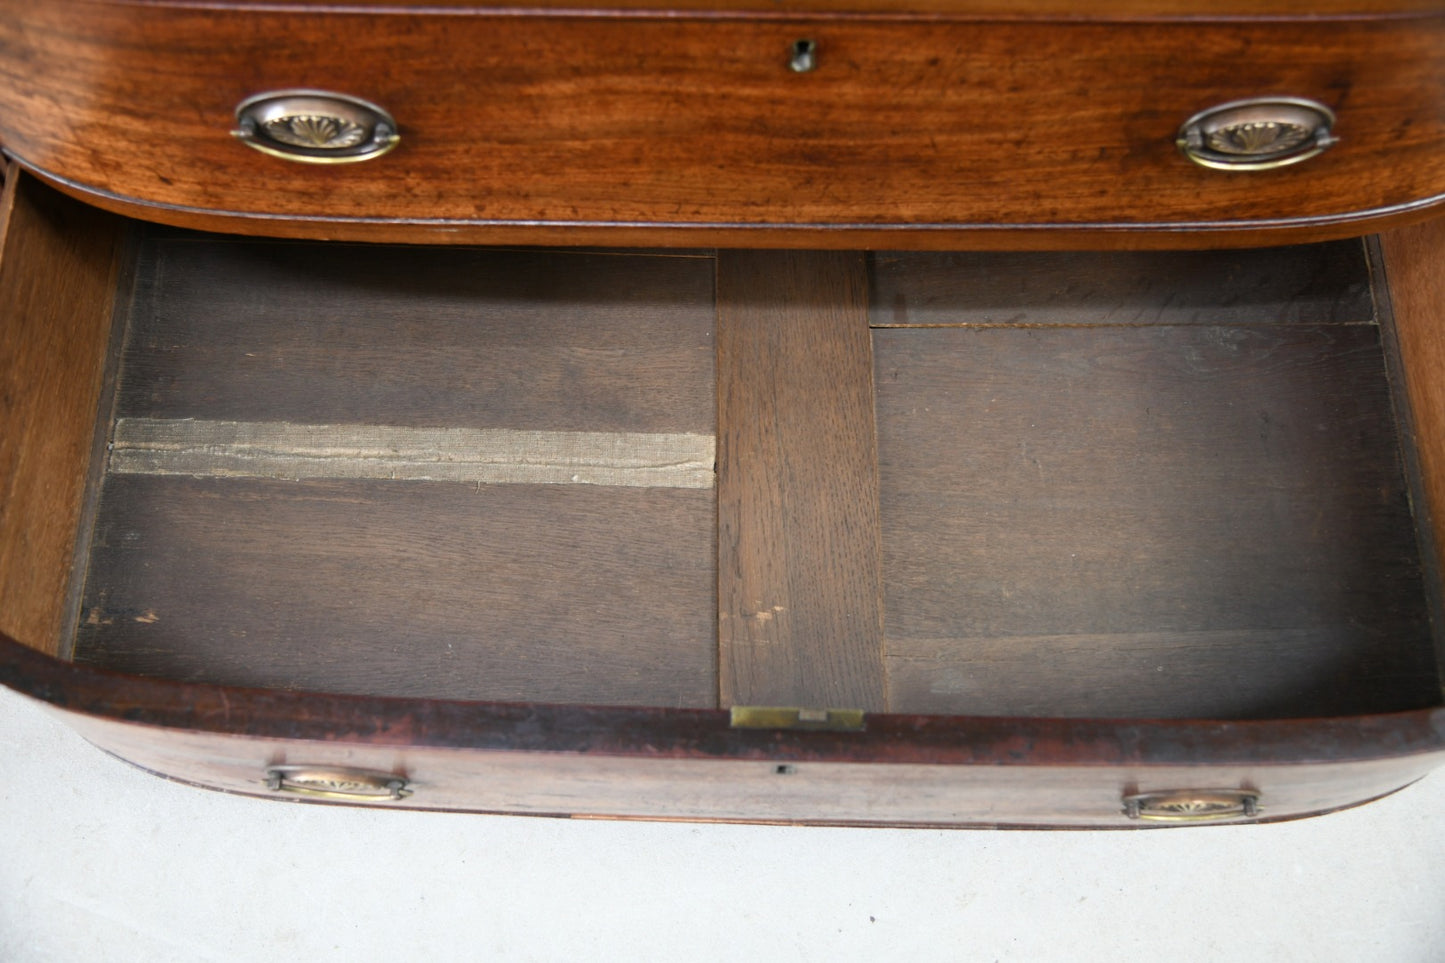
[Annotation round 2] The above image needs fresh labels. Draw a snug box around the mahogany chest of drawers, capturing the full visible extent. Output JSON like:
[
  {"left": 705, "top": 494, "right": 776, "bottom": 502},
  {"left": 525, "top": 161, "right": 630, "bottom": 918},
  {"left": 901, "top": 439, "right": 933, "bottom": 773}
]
[{"left": 1, "top": 0, "right": 1443, "bottom": 827}]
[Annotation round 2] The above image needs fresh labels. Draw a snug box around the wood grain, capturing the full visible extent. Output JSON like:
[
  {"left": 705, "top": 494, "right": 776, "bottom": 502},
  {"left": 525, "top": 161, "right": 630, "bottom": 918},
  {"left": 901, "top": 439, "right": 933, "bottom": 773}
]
[
  {"left": 874, "top": 324, "right": 1438, "bottom": 719},
  {"left": 2, "top": 5, "right": 1444, "bottom": 247},
  {"left": 717, "top": 251, "right": 886, "bottom": 710},
  {"left": 73, "top": 476, "right": 717, "bottom": 706},
  {"left": 118, "top": 237, "right": 716, "bottom": 434},
  {"left": 870, "top": 242, "right": 1375, "bottom": 327},
  {"left": 1377, "top": 216, "right": 1445, "bottom": 688},
  {"left": 56, "top": 705, "right": 1445, "bottom": 827},
  {"left": 95, "top": 1, "right": 1445, "bottom": 15},
  {"left": 71, "top": 227, "right": 719, "bottom": 704},
  {"left": 0, "top": 173, "right": 124, "bottom": 655},
  {"left": 1378, "top": 221, "right": 1445, "bottom": 582}
]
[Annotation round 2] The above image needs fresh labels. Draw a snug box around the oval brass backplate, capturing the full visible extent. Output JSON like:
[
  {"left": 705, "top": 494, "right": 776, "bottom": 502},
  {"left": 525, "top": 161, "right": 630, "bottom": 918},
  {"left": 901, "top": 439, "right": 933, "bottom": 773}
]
[
  {"left": 265, "top": 765, "right": 413, "bottom": 801},
  {"left": 1123, "top": 789, "right": 1260, "bottom": 822},
  {"left": 233, "top": 90, "right": 400, "bottom": 164},
  {"left": 1177, "top": 97, "right": 1336, "bottom": 171}
]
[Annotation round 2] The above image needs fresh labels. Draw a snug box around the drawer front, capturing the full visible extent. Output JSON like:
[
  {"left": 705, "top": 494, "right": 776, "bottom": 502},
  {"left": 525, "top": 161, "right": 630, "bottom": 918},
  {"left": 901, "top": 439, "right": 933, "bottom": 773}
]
[
  {"left": 2, "top": 5, "right": 1443, "bottom": 246},
  {"left": 3, "top": 633, "right": 1440, "bottom": 829},
  {"left": 54, "top": 698, "right": 1445, "bottom": 827}
]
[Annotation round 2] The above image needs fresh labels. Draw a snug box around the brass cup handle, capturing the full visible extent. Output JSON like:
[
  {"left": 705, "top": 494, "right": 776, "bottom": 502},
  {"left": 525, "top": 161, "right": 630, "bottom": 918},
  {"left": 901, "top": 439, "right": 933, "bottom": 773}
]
[
  {"left": 233, "top": 90, "right": 400, "bottom": 164},
  {"left": 1123, "top": 789, "right": 1260, "bottom": 822},
  {"left": 1177, "top": 97, "right": 1336, "bottom": 171},
  {"left": 265, "top": 765, "right": 413, "bottom": 801}
]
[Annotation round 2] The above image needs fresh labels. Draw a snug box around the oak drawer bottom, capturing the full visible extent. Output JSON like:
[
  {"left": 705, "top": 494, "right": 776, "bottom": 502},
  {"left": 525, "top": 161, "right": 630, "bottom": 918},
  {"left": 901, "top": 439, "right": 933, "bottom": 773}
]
[{"left": 67, "top": 228, "right": 1439, "bottom": 723}]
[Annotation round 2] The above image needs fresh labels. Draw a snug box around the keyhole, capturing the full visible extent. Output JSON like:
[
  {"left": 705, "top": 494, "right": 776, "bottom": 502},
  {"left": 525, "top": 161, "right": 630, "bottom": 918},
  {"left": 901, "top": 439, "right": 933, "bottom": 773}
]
[{"left": 789, "top": 39, "right": 817, "bottom": 73}]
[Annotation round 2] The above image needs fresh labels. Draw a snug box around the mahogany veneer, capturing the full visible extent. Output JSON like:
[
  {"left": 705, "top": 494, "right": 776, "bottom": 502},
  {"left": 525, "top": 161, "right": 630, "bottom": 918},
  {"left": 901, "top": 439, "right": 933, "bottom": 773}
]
[{"left": 1, "top": 2, "right": 1444, "bottom": 247}]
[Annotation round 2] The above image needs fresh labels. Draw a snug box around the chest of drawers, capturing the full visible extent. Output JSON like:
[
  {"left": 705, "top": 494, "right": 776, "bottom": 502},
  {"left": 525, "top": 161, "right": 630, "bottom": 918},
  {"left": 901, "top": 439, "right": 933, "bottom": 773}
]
[{"left": 1, "top": 0, "right": 1443, "bottom": 827}]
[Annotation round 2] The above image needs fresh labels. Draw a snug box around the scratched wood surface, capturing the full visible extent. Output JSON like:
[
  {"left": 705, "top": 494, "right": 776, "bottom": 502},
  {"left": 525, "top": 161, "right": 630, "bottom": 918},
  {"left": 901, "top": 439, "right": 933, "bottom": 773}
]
[
  {"left": 71, "top": 232, "right": 719, "bottom": 705},
  {"left": 3, "top": 4, "right": 1444, "bottom": 248}
]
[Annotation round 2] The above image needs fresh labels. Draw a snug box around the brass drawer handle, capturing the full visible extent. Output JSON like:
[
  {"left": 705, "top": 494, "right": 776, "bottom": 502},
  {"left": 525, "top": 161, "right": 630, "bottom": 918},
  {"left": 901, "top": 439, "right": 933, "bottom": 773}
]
[
  {"left": 1177, "top": 97, "right": 1336, "bottom": 171},
  {"left": 265, "top": 765, "right": 413, "bottom": 801},
  {"left": 233, "top": 90, "right": 399, "bottom": 164},
  {"left": 1123, "top": 789, "right": 1260, "bottom": 822}
]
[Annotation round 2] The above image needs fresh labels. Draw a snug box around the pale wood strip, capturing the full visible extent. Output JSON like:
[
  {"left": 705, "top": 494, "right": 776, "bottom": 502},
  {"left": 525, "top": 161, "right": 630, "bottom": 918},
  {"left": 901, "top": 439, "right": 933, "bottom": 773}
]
[
  {"left": 0, "top": 173, "right": 124, "bottom": 654},
  {"left": 716, "top": 251, "right": 887, "bottom": 711},
  {"left": 109, "top": 418, "right": 715, "bottom": 490}
]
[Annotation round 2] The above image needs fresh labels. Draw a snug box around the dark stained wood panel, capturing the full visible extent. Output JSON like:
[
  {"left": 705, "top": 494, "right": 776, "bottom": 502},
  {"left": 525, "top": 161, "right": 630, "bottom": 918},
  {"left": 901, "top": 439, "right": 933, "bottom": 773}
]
[
  {"left": 118, "top": 238, "right": 716, "bottom": 434},
  {"left": 0, "top": 173, "right": 124, "bottom": 655},
  {"left": 875, "top": 324, "right": 1438, "bottom": 719},
  {"left": 887, "top": 627, "right": 1434, "bottom": 720},
  {"left": 72, "top": 228, "right": 719, "bottom": 705},
  {"left": 73, "top": 476, "right": 717, "bottom": 706},
  {"left": 870, "top": 243, "right": 1375, "bottom": 328},
  {"left": 717, "top": 251, "right": 886, "bottom": 710}
]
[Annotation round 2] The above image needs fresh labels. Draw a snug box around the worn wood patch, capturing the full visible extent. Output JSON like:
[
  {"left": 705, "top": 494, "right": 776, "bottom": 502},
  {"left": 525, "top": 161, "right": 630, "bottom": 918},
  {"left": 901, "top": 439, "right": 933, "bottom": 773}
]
[{"left": 109, "top": 418, "right": 715, "bottom": 490}]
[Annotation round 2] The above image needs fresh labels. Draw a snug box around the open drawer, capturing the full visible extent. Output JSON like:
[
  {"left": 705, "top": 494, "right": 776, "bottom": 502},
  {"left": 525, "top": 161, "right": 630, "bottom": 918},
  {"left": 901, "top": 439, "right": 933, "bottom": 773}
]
[{"left": 2, "top": 170, "right": 1443, "bottom": 827}]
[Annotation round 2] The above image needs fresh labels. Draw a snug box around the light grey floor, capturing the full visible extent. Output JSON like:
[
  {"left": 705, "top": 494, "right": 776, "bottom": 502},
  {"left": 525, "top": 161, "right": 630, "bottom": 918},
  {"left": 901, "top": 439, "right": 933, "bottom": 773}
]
[{"left": 2, "top": 684, "right": 1441, "bottom": 962}]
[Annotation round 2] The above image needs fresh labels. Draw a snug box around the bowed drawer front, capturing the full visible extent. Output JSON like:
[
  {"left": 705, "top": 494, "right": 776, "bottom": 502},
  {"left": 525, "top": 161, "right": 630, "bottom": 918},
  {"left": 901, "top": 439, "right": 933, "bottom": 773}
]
[
  {"left": 1, "top": 3, "right": 1444, "bottom": 246},
  {"left": 2, "top": 170, "right": 1444, "bottom": 827}
]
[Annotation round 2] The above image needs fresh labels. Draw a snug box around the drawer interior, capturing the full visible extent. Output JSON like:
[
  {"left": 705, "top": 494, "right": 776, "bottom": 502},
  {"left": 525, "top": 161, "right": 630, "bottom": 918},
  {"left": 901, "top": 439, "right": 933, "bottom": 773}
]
[{"left": 60, "top": 222, "right": 1445, "bottom": 720}]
